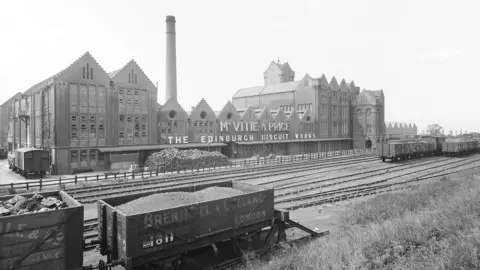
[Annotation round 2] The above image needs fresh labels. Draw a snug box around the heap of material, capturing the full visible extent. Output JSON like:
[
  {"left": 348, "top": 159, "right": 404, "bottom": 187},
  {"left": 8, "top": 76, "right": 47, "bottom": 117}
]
[
  {"left": 116, "top": 187, "right": 245, "bottom": 215},
  {"left": 145, "top": 148, "right": 230, "bottom": 171},
  {"left": 0, "top": 193, "right": 67, "bottom": 216}
]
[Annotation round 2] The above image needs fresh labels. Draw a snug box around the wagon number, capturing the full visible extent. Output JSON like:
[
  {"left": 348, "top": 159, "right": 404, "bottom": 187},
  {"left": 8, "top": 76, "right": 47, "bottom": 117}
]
[{"left": 142, "top": 232, "right": 174, "bottom": 249}]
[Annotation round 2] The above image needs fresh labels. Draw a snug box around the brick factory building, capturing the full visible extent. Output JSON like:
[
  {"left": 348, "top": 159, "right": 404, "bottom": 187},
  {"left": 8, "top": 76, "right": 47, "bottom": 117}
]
[
  {"left": 1, "top": 15, "right": 387, "bottom": 175},
  {"left": 232, "top": 60, "right": 386, "bottom": 152},
  {"left": 5, "top": 52, "right": 158, "bottom": 175}
]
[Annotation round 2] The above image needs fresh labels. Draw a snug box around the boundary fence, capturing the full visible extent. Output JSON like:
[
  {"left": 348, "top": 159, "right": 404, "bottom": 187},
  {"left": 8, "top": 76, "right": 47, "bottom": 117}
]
[{"left": 0, "top": 148, "right": 376, "bottom": 192}]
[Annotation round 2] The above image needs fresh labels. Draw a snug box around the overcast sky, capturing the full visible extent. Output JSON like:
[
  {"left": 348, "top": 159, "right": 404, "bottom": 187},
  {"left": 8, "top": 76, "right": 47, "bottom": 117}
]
[{"left": 1, "top": 0, "right": 478, "bottom": 134}]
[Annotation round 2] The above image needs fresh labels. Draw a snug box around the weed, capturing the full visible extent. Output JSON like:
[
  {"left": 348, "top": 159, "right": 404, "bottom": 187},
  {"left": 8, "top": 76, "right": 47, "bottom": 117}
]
[{"left": 242, "top": 174, "right": 480, "bottom": 270}]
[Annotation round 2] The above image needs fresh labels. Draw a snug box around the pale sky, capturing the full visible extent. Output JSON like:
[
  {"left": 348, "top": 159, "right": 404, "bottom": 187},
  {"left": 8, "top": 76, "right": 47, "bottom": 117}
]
[{"left": 1, "top": 0, "right": 479, "bottom": 134}]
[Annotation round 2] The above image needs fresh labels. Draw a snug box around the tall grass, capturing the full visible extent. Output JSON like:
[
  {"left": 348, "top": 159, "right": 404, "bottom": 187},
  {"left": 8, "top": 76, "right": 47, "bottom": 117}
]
[{"left": 244, "top": 176, "right": 480, "bottom": 270}]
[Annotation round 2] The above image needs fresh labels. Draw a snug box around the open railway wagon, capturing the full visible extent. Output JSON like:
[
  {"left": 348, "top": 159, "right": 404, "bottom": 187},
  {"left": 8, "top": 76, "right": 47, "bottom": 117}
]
[
  {"left": 91, "top": 180, "right": 325, "bottom": 270},
  {"left": 0, "top": 190, "right": 84, "bottom": 270},
  {"left": 442, "top": 138, "right": 479, "bottom": 156},
  {"left": 8, "top": 148, "right": 50, "bottom": 178},
  {"left": 378, "top": 139, "right": 430, "bottom": 162}
]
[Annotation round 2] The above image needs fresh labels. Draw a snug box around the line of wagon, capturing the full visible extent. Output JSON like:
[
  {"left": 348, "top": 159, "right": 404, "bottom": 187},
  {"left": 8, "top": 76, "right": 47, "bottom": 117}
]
[
  {"left": 0, "top": 180, "right": 325, "bottom": 270},
  {"left": 378, "top": 136, "right": 479, "bottom": 162}
]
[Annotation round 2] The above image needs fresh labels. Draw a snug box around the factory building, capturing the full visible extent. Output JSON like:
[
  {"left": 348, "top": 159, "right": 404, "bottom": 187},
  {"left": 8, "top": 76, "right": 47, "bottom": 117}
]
[
  {"left": 1, "top": 15, "right": 387, "bottom": 175},
  {"left": 232, "top": 60, "right": 386, "bottom": 151},
  {"left": 0, "top": 93, "right": 22, "bottom": 150},
  {"left": 6, "top": 52, "right": 158, "bottom": 175}
]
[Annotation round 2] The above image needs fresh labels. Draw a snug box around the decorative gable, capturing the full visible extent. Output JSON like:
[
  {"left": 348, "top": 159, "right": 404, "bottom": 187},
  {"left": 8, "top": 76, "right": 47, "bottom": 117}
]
[
  {"left": 109, "top": 60, "right": 156, "bottom": 90},
  {"left": 240, "top": 106, "right": 259, "bottom": 122},
  {"left": 339, "top": 79, "right": 349, "bottom": 93},
  {"left": 274, "top": 108, "right": 287, "bottom": 122},
  {"left": 188, "top": 99, "right": 218, "bottom": 122},
  {"left": 257, "top": 107, "right": 275, "bottom": 123},
  {"left": 57, "top": 52, "right": 111, "bottom": 85},
  {"left": 158, "top": 98, "right": 188, "bottom": 122},
  {"left": 329, "top": 77, "right": 339, "bottom": 91},
  {"left": 217, "top": 101, "right": 241, "bottom": 122}
]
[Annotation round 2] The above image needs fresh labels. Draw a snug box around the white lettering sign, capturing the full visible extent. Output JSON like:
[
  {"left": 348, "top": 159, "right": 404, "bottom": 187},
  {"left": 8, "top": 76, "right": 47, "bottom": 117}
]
[
  {"left": 219, "top": 121, "right": 290, "bottom": 132},
  {"left": 165, "top": 133, "right": 317, "bottom": 144}
]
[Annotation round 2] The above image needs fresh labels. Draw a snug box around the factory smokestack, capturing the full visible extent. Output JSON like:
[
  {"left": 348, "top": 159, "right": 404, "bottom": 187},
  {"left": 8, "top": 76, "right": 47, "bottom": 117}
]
[{"left": 166, "top": 15, "right": 177, "bottom": 102}]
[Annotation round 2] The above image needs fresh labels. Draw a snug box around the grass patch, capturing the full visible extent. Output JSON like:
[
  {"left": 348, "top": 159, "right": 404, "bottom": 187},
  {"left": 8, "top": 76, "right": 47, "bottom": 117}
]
[{"left": 244, "top": 175, "right": 480, "bottom": 270}]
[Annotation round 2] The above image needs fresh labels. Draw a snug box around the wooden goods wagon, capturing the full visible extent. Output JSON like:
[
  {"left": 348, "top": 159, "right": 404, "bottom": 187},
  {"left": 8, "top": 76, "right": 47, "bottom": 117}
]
[
  {"left": 0, "top": 191, "right": 84, "bottom": 270},
  {"left": 10, "top": 148, "right": 50, "bottom": 178},
  {"left": 379, "top": 142, "right": 405, "bottom": 162},
  {"left": 97, "top": 180, "right": 275, "bottom": 269},
  {"left": 420, "top": 136, "right": 446, "bottom": 155}
]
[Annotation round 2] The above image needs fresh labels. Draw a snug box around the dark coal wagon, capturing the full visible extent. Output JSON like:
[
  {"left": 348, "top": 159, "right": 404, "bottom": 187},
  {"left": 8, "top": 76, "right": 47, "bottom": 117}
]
[
  {"left": 97, "top": 180, "right": 278, "bottom": 269},
  {"left": 0, "top": 191, "right": 84, "bottom": 270}
]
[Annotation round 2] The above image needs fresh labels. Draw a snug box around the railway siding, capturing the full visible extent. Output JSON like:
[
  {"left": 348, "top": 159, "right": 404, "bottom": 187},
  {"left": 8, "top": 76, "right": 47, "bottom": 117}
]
[{"left": 0, "top": 149, "right": 374, "bottom": 194}]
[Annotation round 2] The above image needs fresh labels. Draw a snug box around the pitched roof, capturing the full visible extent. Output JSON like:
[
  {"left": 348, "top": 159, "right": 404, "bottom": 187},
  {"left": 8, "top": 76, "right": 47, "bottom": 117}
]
[
  {"left": 329, "top": 77, "right": 339, "bottom": 90},
  {"left": 233, "top": 85, "right": 265, "bottom": 98},
  {"left": 109, "top": 59, "right": 156, "bottom": 88},
  {"left": 23, "top": 52, "right": 109, "bottom": 95},
  {"left": 260, "top": 81, "right": 300, "bottom": 95}
]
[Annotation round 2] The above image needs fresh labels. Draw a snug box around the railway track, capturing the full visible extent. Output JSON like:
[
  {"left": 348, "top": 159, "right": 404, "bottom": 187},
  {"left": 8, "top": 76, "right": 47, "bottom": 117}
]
[
  {"left": 272, "top": 156, "right": 467, "bottom": 199},
  {"left": 279, "top": 155, "right": 480, "bottom": 210},
  {"left": 257, "top": 156, "right": 449, "bottom": 189},
  {"left": 73, "top": 155, "right": 379, "bottom": 203},
  {"left": 82, "top": 155, "right": 480, "bottom": 248},
  {"left": 68, "top": 154, "right": 373, "bottom": 194}
]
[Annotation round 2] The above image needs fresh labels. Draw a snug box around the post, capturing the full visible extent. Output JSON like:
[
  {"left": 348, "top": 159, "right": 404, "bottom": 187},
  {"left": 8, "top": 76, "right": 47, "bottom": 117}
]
[
  {"left": 39, "top": 178, "right": 42, "bottom": 191},
  {"left": 74, "top": 175, "right": 77, "bottom": 184}
]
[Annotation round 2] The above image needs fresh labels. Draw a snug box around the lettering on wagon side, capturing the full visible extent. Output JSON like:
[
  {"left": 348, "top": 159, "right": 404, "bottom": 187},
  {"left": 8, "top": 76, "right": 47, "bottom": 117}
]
[
  {"left": 143, "top": 193, "right": 267, "bottom": 228},
  {"left": 0, "top": 247, "right": 64, "bottom": 269},
  {"left": 0, "top": 226, "right": 65, "bottom": 247}
]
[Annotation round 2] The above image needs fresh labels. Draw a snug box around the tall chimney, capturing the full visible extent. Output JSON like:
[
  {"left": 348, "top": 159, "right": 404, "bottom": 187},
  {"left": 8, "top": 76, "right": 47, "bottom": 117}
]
[{"left": 166, "top": 15, "right": 177, "bottom": 102}]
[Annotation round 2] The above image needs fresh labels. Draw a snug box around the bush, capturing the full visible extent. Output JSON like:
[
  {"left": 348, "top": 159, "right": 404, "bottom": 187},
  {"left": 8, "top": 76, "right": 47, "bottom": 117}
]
[{"left": 145, "top": 149, "right": 230, "bottom": 171}]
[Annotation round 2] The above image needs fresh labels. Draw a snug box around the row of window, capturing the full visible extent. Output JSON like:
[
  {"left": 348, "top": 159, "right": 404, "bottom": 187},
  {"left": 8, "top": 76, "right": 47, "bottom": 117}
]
[
  {"left": 119, "top": 98, "right": 143, "bottom": 105},
  {"left": 119, "top": 131, "right": 147, "bottom": 138},
  {"left": 120, "top": 122, "right": 148, "bottom": 130},
  {"left": 319, "top": 121, "right": 350, "bottom": 135},
  {"left": 71, "top": 124, "right": 105, "bottom": 140},
  {"left": 71, "top": 149, "right": 104, "bottom": 162},
  {"left": 70, "top": 84, "right": 106, "bottom": 107},
  {"left": 300, "top": 122, "right": 315, "bottom": 133},
  {"left": 72, "top": 115, "right": 103, "bottom": 123},
  {"left": 82, "top": 63, "right": 94, "bottom": 80},
  {"left": 280, "top": 105, "right": 293, "bottom": 112},
  {"left": 297, "top": 103, "right": 312, "bottom": 112},
  {"left": 119, "top": 114, "right": 148, "bottom": 123},
  {"left": 118, "top": 89, "right": 146, "bottom": 96},
  {"left": 160, "top": 120, "right": 215, "bottom": 134}
]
